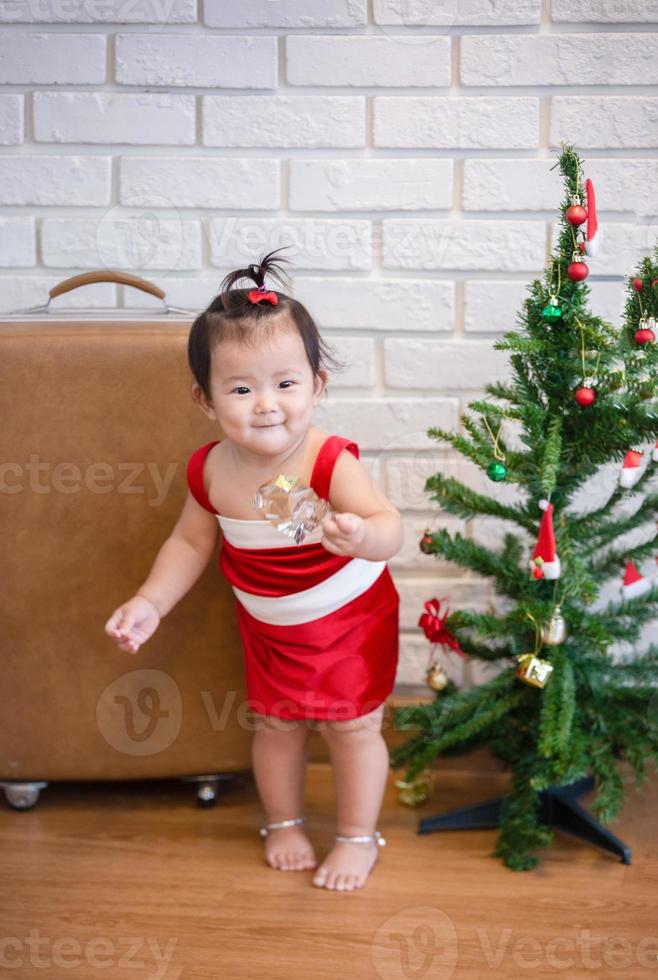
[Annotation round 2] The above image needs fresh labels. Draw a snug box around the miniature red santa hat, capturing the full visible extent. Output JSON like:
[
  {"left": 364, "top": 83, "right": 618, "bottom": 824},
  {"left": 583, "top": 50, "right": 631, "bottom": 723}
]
[
  {"left": 621, "top": 560, "right": 652, "bottom": 600},
  {"left": 619, "top": 448, "right": 644, "bottom": 489},
  {"left": 530, "top": 500, "right": 561, "bottom": 580},
  {"left": 583, "top": 178, "right": 602, "bottom": 257},
  {"left": 652, "top": 438, "right": 658, "bottom": 462}
]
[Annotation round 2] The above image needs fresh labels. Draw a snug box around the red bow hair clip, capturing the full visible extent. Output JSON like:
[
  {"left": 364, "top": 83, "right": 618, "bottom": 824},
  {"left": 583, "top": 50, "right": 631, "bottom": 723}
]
[
  {"left": 418, "top": 597, "right": 465, "bottom": 657},
  {"left": 248, "top": 283, "right": 278, "bottom": 306}
]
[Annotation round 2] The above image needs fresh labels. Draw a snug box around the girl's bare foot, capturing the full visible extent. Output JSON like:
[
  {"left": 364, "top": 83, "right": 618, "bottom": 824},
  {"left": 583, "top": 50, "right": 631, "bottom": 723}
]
[
  {"left": 263, "top": 825, "right": 318, "bottom": 871},
  {"left": 312, "top": 838, "right": 381, "bottom": 891}
]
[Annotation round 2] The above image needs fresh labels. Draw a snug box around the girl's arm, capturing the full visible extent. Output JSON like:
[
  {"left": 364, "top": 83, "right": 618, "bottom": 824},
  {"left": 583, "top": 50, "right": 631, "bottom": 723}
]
[
  {"left": 321, "top": 450, "right": 404, "bottom": 562},
  {"left": 136, "top": 491, "right": 220, "bottom": 618}
]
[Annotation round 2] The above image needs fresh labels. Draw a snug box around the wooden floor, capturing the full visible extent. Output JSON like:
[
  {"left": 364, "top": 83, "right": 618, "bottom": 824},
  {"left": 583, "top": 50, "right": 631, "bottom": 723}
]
[{"left": 1, "top": 759, "right": 656, "bottom": 980}]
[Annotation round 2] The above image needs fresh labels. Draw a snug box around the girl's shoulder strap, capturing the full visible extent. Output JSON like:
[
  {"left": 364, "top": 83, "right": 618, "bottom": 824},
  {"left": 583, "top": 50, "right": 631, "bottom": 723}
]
[
  {"left": 310, "top": 434, "right": 359, "bottom": 501},
  {"left": 186, "top": 440, "right": 222, "bottom": 514}
]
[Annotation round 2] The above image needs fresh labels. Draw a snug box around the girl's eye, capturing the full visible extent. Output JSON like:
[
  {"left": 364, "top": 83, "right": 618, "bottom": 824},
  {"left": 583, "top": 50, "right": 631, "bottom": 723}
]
[{"left": 231, "top": 381, "right": 295, "bottom": 394}]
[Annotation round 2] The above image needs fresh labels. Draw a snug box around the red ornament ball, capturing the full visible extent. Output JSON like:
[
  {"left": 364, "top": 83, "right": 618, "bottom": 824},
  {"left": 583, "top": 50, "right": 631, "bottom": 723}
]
[
  {"left": 574, "top": 384, "right": 596, "bottom": 407},
  {"left": 568, "top": 260, "right": 589, "bottom": 282},
  {"left": 566, "top": 204, "right": 587, "bottom": 226},
  {"left": 651, "top": 278, "right": 658, "bottom": 289},
  {"left": 635, "top": 327, "right": 656, "bottom": 345},
  {"left": 633, "top": 277, "right": 644, "bottom": 293}
]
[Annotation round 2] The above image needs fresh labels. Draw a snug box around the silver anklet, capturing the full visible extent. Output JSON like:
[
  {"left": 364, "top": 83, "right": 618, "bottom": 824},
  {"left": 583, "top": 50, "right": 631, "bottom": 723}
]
[
  {"left": 335, "top": 830, "right": 386, "bottom": 847},
  {"left": 259, "top": 816, "right": 305, "bottom": 838}
]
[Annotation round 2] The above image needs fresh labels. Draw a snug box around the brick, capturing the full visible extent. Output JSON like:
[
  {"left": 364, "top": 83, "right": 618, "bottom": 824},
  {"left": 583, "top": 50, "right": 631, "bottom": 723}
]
[
  {"left": 585, "top": 159, "right": 658, "bottom": 216},
  {"left": 374, "top": 0, "right": 540, "bottom": 25},
  {"left": 293, "top": 277, "right": 454, "bottom": 331},
  {"left": 41, "top": 217, "right": 201, "bottom": 270},
  {"left": 0, "top": 0, "right": 196, "bottom": 20},
  {"left": 464, "top": 157, "right": 658, "bottom": 216},
  {"left": 0, "top": 95, "right": 23, "bottom": 144},
  {"left": 209, "top": 218, "right": 371, "bottom": 271},
  {"left": 121, "top": 157, "right": 280, "bottom": 209},
  {"left": 0, "top": 32, "right": 105, "bottom": 83},
  {"left": 552, "top": 0, "right": 658, "bottom": 21},
  {"left": 33, "top": 92, "right": 195, "bottom": 145},
  {"left": 386, "top": 454, "right": 454, "bottom": 512},
  {"left": 384, "top": 338, "right": 511, "bottom": 390},
  {"left": 550, "top": 97, "right": 658, "bottom": 149},
  {"left": 204, "top": 0, "right": 366, "bottom": 27},
  {"left": 464, "top": 281, "right": 529, "bottom": 334},
  {"left": 115, "top": 34, "right": 277, "bottom": 88},
  {"left": 551, "top": 221, "right": 653, "bottom": 276},
  {"left": 0, "top": 217, "right": 35, "bottom": 267},
  {"left": 328, "top": 336, "right": 377, "bottom": 387},
  {"left": 324, "top": 336, "right": 376, "bottom": 388},
  {"left": 587, "top": 280, "right": 626, "bottom": 326},
  {"left": 383, "top": 219, "right": 546, "bottom": 272},
  {"left": 313, "top": 397, "right": 459, "bottom": 450},
  {"left": 462, "top": 33, "right": 658, "bottom": 86},
  {"left": 287, "top": 35, "right": 450, "bottom": 87},
  {"left": 0, "top": 277, "right": 116, "bottom": 313},
  {"left": 289, "top": 159, "right": 452, "bottom": 211},
  {"left": 463, "top": 159, "right": 563, "bottom": 212},
  {"left": 374, "top": 96, "right": 539, "bottom": 149},
  {"left": 203, "top": 96, "right": 365, "bottom": 148},
  {"left": 0, "top": 155, "right": 111, "bottom": 206}
]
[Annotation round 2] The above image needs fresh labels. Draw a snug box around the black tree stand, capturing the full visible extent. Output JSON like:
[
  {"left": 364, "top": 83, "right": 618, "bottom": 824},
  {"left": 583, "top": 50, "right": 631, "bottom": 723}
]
[{"left": 418, "top": 774, "right": 632, "bottom": 864}]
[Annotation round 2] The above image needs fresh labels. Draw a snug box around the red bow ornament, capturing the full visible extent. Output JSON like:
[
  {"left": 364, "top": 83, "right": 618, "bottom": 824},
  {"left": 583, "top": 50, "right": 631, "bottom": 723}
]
[
  {"left": 418, "top": 597, "right": 465, "bottom": 657},
  {"left": 248, "top": 286, "right": 278, "bottom": 305}
]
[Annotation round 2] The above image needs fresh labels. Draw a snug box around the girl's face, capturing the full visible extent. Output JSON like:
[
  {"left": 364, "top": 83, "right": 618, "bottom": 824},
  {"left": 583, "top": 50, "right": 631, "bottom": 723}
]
[{"left": 196, "top": 320, "right": 327, "bottom": 457}]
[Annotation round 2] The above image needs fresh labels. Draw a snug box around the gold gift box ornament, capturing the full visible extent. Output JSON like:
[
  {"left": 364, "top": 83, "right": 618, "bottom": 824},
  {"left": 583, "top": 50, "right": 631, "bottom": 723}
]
[
  {"left": 515, "top": 652, "right": 554, "bottom": 689},
  {"left": 252, "top": 473, "right": 333, "bottom": 546}
]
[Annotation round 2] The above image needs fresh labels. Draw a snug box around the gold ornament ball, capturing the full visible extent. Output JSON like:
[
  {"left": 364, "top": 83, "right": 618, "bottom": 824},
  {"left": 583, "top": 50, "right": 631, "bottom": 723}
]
[
  {"left": 542, "top": 606, "right": 567, "bottom": 646},
  {"left": 426, "top": 663, "right": 448, "bottom": 691}
]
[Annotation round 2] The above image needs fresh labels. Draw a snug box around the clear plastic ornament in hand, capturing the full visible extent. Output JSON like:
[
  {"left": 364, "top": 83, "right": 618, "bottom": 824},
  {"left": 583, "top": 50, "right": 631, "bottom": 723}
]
[{"left": 252, "top": 474, "right": 333, "bottom": 545}]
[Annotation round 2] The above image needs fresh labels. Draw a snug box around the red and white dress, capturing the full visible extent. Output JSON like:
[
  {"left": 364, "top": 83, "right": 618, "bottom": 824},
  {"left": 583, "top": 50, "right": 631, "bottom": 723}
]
[{"left": 186, "top": 434, "right": 400, "bottom": 722}]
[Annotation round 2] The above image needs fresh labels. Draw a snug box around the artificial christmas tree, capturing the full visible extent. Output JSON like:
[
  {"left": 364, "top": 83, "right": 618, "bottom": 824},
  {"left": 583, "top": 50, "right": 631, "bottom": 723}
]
[{"left": 390, "top": 145, "right": 658, "bottom": 871}]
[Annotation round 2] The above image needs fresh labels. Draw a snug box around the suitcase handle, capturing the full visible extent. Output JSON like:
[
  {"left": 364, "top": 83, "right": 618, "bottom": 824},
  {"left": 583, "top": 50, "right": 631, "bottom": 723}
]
[
  {"left": 8, "top": 270, "right": 197, "bottom": 316},
  {"left": 49, "top": 270, "right": 166, "bottom": 301}
]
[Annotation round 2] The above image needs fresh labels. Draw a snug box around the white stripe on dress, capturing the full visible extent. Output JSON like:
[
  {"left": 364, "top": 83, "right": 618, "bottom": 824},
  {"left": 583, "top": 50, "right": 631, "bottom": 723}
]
[
  {"left": 217, "top": 515, "right": 324, "bottom": 550},
  {"left": 234, "top": 557, "right": 386, "bottom": 625}
]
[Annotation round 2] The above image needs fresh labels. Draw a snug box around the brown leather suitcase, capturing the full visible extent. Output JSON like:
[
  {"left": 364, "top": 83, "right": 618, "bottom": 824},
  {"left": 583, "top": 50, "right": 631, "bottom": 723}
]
[{"left": 0, "top": 272, "right": 254, "bottom": 809}]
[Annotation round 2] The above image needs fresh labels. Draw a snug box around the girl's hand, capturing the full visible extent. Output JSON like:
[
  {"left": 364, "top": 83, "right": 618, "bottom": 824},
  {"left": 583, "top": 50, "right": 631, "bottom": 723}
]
[
  {"left": 104, "top": 595, "right": 161, "bottom": 655},
  {"left": 321, "top": 511, "right": 367, "bottom": 557}
]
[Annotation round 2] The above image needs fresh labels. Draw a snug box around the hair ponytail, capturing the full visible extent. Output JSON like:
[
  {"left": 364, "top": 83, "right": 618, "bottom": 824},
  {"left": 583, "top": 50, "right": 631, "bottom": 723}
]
[{"left": 207, "top": 247, "right": 293, "bottom": 315}]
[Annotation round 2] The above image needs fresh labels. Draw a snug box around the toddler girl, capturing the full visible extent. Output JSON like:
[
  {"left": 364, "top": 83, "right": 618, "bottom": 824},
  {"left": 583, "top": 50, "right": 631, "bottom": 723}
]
[{"left": 104, "top": 248, "right": 404, "bottom": 892}]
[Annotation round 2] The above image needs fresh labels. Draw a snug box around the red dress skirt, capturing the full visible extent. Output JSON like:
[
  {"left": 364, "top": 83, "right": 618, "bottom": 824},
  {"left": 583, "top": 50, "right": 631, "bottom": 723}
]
[{"left": 186, "top": 434, "right": 400, "bottom": 722}]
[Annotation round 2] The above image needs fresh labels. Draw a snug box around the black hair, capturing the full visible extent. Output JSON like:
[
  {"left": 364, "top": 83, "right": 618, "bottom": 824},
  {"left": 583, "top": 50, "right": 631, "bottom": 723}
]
[{"left": 187, "top": 246, "right": 346, "bottom": 400}]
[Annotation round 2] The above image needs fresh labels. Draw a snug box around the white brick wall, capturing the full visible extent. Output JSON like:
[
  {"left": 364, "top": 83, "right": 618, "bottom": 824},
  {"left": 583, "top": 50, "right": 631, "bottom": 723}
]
[{"left": 1, "top": 4, "right": 657, "bottom": 688}]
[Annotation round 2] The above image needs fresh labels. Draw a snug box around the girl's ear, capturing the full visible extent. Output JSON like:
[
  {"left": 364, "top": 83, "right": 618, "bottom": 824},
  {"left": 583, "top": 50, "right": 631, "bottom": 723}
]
[
  {"left": 314, "top": 369, "right": 328, "bottom": 403},
  {"left": 191, "top": 383, "right": 217, "bottom": 421}
]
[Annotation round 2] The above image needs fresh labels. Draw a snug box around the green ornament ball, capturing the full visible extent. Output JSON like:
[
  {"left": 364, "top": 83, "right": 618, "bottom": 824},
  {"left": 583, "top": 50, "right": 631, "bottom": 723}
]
[
  {"left": 487, "top": 461, "right": 508, "bottom": 482},
  {"left": 541, "top": 303, "right": 563, "bottom": 324}
]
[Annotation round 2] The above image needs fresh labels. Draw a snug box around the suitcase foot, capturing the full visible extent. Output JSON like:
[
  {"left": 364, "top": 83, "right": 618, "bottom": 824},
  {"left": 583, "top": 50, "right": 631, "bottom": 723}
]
[
  {"left": 1, "top": 781, "right": 48, "bottom": 810},
  {"left": 180, "top": 773, "right": 237, "bottom": 808}
]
